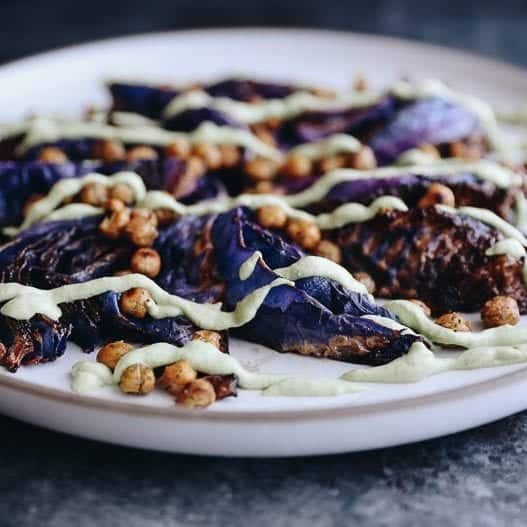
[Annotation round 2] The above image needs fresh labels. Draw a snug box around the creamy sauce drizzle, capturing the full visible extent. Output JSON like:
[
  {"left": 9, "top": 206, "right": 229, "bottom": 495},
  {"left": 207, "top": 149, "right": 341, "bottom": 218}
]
[
  {"left": 161, "top": 79, "right": 522, "bottom": 157},
  {"left": 342, "top": 341, "right": 527, "bottom": 383},
  {"left": 71, "top": 340, "right": 363, "bottom": 397},
  {"left": 0, "top": 274, "right": 292, "bottom": 329},
  {"left": 287, "top": 134, "right": 362, "bottom": 160},
  {"left": 385, "top": 300, "right": 527, "bottom": 347},
  {"left": 3, "top": 171, "right": 147, "bottom": 236},
  {"left": 13, "top": 116, "right": 282, "bottom": 161}
]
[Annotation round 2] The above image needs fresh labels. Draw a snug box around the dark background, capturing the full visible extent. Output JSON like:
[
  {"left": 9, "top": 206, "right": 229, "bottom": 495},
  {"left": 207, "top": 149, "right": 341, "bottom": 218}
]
[
  {"left": 1, "top": 0, "right": 527, "bottom": 66},
  {"left": 1, "top": 1, "right": 527, "bottom": 526}
]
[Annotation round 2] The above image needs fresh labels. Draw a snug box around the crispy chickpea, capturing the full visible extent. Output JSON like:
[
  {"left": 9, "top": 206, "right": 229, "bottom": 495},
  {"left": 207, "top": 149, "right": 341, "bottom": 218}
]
[
  {"left": 353, "top": 74, "right": 368, "bottom": 92},
  {"left": 419, "top": 143, "right": 440, "bottom": 159},
  {"left": 192, "top": 329, "right": 223, "bottom": 350},
  {"left": 97, "top": 340, "right": 134, "bottom": 370},
  {"left": 164, "top": 138, "right": 191, "bottom": 159},
  {"left": 79, "top": 182, "right": 108, "bottom": 207},
  {"left": 192, "top": 143, "right": 223, "bottom": 170},
  {"left": 245, "top": 157, "right": 279, "bottom": 182},
  {"left": 105, "top": 198, "right": 125, "bottom": 213},
  {"left": 176, "top": 378, "right": 216, "bottom": 408},
  {"left": 285, "top": 218, "right": 321, "bottom": 250},
  {"left": 99, "top": 208, "right": 131, "bottom": 239},
  {"left": 251, "top": 124, "right": 276, "bottom": 147},
  {"left": 436, "top": 312, "right": 472, "bottom": 332},
  {"left": 130, "top": 248, "right": 162, "bottom": 278},
  {"left": 119, "top": 287, "right": 152, "bottom": 319},
  {"left": 265, "top": 117, "right": 282, "bottom": 130},
  {"left": 409, "top": 299, "right": 432, "bottom": 317},
  {"left": 313, "top": 240, "right": 342, "bottom": 264},
  {"left": 124, "top": 211, "right": 159, "bottom": 247},
  {"left": 37, "top": 147, "right": 68, "bottom": 164},
  {"left": 154, "top": 208, "right": 177, "bottom": 227},
  {"left": 119, "top": 364, "right": 155, "bottom": 395},
  {"left": 255, "top": 205, "right": 288, "bottom": 230},
  {"left": 158, "top": 360, "right": 197, "bottom": 394},
  {"left": 281, "top": 155, "right": 313, "bottom": 179},
  {"left": 311, "top": 86, "right": 336, "bottom": 98},
  {"left": 348, "top": 146, "right": 377, "bottom": 170},
  {"left": 481, "top": 296, "right": 520, "bottom": 328},
  {"left": 354, "top": 272, "right": 376, "bottom": 295},
  {"left": 126, "top": 145, "right": 158, "bottom": 162},
  {"left": 219, "top": 145, "right": 241, "bottom": 168},
  {"left": 184, "top": 155, "right": 207, "bottom": 179},
  {"left": 109, "top": 183, "right": 135, "bottom": 205},
  {"left": 93, "top": 139, "right": 126, "bottom": 163},
  {"left": 23, "top": 194, "right": 44, "bottom": 218},
  {"left": 319, "top": 155, "right": 347, "bottom": 173},
  {"left": 417, "top": 183, "right": 456, "bottom": 208}
]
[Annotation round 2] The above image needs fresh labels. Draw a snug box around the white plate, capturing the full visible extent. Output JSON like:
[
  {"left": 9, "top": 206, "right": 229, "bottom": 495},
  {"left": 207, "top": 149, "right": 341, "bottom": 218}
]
[{"left": 1, "top": 28, "right": 527, "bottom": 457}]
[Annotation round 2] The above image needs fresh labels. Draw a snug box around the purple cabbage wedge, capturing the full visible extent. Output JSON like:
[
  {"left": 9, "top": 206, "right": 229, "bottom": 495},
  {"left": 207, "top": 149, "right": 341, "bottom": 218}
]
[
  {"left": 0, "top": 216, "right": 219, "bottom": 371},
  {"left": 0, "top": 158, "right": 224, "bottom": 229},
  {"left": 368, "top": 97, "right": 482, "bottom": 164},
  {"left": 211, "top": 207, "right": 420, "bottom": 364}
]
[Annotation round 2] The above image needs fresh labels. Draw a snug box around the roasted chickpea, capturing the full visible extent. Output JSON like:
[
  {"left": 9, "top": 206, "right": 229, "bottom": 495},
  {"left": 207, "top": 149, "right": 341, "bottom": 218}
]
[
  {"left": 245, "top": 157, "right": 279, "bottom": 182},
  {"left": 281, "top": 155, "right": 313, "bottom": 179},
  {"left": 436, "top": 312, "right": 472, "bottom": 332},
  {"left": 124, "top": 211, "right": 159, "bottom": 247},
  {"left": 109, "top": 183, "right": 135, "bottom": 205},
  {"left": 106, "top": 198, "right": 125, "bottom": 213},
  {"left": 37, "top": 147, "right": 68, "bottom": 164},
  {"left": 417, "top": 183, "right": 456, "bottom": 208},
  {"left": 354, "top": 272, "right": 376, "bottom": 295},
  {"left": 251, "top": 124, "right": 276, "bottom": 147},
  {"left": 348, "top": 146, "right": 377, "bottom": 170},
  {"left": 219, "top": 145, "right": 241, "bottom": 168},
  {"left": 184, "top": 155, "right": 207, "bottom": 179},
  {"left": 93, "top": 139, "right": 126, "bottom": 163},
  {"left": 481, "top": 296, "right": 520, "bottom": 328},
  {"left": 164, "top": 138, "right": 191, "bottom": 159},
  {"left": 409, "top": 299, "right": 432, "bottom": 317},
  {"left": 119, "top": 364, "right": 155, "bottom": 395},
  {"left": 126, "top": 145, "right": 158, "bottom": 162},
  {"left": 192, "top": 143, "right": 223, "bottom": 170},
  {"left": 192, "top": 329, "right": 223, "bottom": 350},
  {"left": 255, "top": 205, "right": 288, "bottom": 230},
  {"left": 319, "top": 155, "right": 347, "bottom": 173},
  {"left": 311, "top": 86, "right": 336, "bottom": 98},
  {"left": 176, "top": 378, "right": 216, "bottom": 408},
  {"left": 130, "top": 248, "right": 162, "bottom": 278},
  {"left": 158, "top": 360, "right": 197, "bottom": 394},
  {"left": 99, "top": 208, "right": 131, "bottom": 239},
  {"left": 97, "top": 340, "right": 134, "bottom": 370},
  {"left": 285, "top": 218, "right": 321, "bottom": 250},
  {"left": 79, "top": 182, "right": 108, "bottom": 207},
  {"left": 353, "top": 74, "right": 368, "bottom": 92},
  {"left": 119, "top": 287, "right": 152, "bottom": 319},
  {"left": 313, "top": 240, "right": 342, "bottom": 264}
]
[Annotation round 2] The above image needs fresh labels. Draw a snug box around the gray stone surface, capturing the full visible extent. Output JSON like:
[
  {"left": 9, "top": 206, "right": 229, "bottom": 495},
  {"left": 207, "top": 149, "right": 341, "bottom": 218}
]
[
  {"left": 1, "top": 413, "right": 527, "bottom": 526},
  {"left": 1, "top": 1, "right": 527, "bottom": 524}
]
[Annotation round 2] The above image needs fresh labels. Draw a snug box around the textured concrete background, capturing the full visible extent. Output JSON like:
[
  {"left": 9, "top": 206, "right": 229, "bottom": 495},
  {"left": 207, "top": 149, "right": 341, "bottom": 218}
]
[{"left": 1, "top": 1, "right": 527, "bottom": 525}]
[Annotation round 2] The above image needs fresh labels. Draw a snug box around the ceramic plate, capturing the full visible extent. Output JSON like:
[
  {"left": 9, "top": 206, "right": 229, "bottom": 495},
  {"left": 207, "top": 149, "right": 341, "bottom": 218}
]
[{"left": 1, "top": 28, "right": 527, "bottom": 457}]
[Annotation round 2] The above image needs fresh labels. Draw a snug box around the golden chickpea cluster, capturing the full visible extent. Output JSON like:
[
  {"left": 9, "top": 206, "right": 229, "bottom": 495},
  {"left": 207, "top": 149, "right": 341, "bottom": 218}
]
[
  {"left": 100, "top": 206, "right": 159, "bottom": 247},
  {"left": 417, "top": 183, "right": 456, "bottom": 209},
  {"left": 164, "top": 138, "right": 241, "bottom": 171},
  {"left": 95, "top": 331, "right": 224, "bottom": 408}
]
